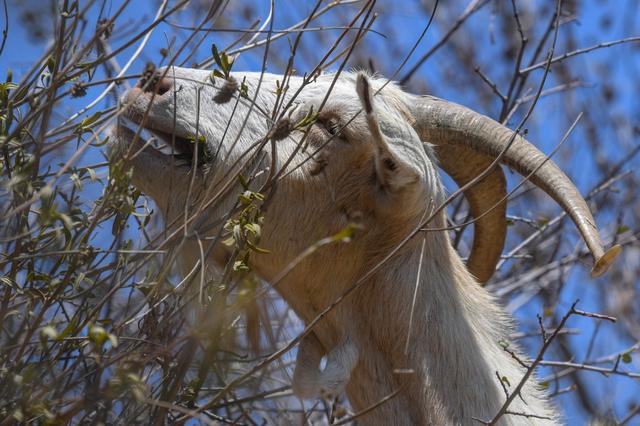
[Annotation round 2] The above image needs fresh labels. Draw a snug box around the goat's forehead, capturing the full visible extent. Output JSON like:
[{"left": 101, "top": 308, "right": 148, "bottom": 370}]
[{"left": 164, "top": 67, "right": 400, "bottom": 108}]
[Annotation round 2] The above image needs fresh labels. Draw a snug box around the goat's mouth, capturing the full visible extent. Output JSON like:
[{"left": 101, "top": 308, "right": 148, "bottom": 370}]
[{"left": 115, "top": 115, "right": 209, "bottom": 170}]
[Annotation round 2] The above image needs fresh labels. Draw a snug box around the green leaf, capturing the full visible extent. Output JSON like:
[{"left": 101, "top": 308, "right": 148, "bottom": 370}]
[
  {"left": 57, "top": 319, "right": 78, "bottom": 341},
  {"left": 46, "top": 56, "right": 56, "bottom": 73},
  {"left": 331, "top": 223, "right": 363, "bottom": 243},
  {"left": 74, "top": 59, "right": 101, "bottom": 70},
  {"left": 88, "top": 324, "right": 108, "bottom": 348},
  {"left": 246, "top": 240, "right": 270, "bottom": 254},
  {"left": 238, "top": 174, "right": 249, "bottom": 190},
  {"left": 40, "top": 325, "right": 58, "bottom": 342},
  {"left": 108, "top": 334, "right": 119, "bottom": 348},
  {"left": 501, "top": 376, "right": 511, "bottom": 387},
  {"left": 12, "top": 84, "right": 29, "bottom": 103},
  {"left": 178, "top": 378, "right": 201, "bottom": 403},
  {"left": 537, "top": 217, "right": 550, "bottom": 227},
  {"left": 498, "top": 339, "right": 510, "bottom": 349},
  {"left": 0, "top": 82, "right": 17, "bottom": 107},
  {"left": 211, "top": 44, "right": 223, "bottom": 69},
  {"left": 617, "top": 225, "right": 630, "bottom": 235},
  {"left": 0, "top": 276, "right": 15, "bottom": 288},
  {"left": 233, "top": 260, "right": 250, "bottom": 272},
  {"left": 188, "top": 134, "right": 206, "bottom": 144},
  {"left": 86, "top": 167, "right": 97, "bottom": 181},
  {"left": 75, "top": 111, "right": 102, "bottom": 133},
  {"left": 210, "top": 43, "right": 234, "bottom": 77},
  {"left": 622, "top": 352, "right": 632, "bottom": 363},
  {"left": 92, "top": 135, "right": 110, "bottom": 147},
  {"left": 0, "top": 82, "right": 17, "bottom": 92},
  {"left": 12, "top": 409, "right": 23, "bottom": 422},
  {"left": 221, "top": 51, "right": 233, "bottom": 74},
  {"left": 70, "top": 173, "right": 82, "bottom": 190},
  {"left": 232, "top": 224, "right": 242, "bottom": 244},
  {"left": 240, "top": 81, "right": 249, "bottom": 98},
  {"left": 142, "top": 211, "right": 151, "bottom": 227},
  {"left": 136, "top": 281, "right": 154, "bottom": 297},
  {"left": 239, "top": 192, "right": 252, "bottom": 205},
  {"left": 244, "top": 222, "right": 261, "bottom": 236},
  {"left": 293, "top": 107, "right": 319, "bottom": 130}
]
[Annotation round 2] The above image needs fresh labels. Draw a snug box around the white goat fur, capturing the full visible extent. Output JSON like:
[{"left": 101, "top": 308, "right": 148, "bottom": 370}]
[{"left": 112, "top": 68, "right": 560, "bottom": 425}]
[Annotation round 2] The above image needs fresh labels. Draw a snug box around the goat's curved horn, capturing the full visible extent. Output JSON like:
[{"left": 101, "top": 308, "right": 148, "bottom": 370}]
[
  {"left": 410, "top": 95, "right": 621, "bottom": 281},
  {"left": 435, "top": 142, "right": 508, "bottom": 284}
]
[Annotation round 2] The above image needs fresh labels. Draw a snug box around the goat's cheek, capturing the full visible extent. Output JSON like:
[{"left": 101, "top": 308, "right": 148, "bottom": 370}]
[
  {"left": 309, "top": 152, "right": 328, "bottom": 176},
  {"left": 307, "top": 127, "right": 327, "bottom": 148}
]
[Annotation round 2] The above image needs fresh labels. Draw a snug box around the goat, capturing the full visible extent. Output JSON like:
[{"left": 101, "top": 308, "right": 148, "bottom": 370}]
[{"left": 108, "top": 68, "right": 620, "bottom": 425}]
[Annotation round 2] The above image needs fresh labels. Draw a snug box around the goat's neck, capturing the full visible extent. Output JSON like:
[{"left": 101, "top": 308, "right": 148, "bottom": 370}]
[{"left": 343, "top": 234, "right": 556, "bottom": 425}]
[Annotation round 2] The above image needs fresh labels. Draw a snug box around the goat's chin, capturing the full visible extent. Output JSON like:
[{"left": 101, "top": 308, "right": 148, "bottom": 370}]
[{"left": 106, "top": 124, "right": 134, "bottom": 163}]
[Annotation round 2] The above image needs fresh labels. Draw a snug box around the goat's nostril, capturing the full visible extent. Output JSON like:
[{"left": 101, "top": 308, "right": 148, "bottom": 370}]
[
  {"left": 154, "top": 77, "right": 172, "bottom": 96},
  {"left": 137, "top": 73, "right": 173, "bottom": 96}
]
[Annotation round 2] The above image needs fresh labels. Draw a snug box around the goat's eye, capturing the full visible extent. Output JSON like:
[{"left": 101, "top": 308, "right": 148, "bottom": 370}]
[
  {"left": 319, "top": 118, "right": 340, "bottom": 136},
  {"left": 327, "top": 120, "right": 339, "bottom": 136}
]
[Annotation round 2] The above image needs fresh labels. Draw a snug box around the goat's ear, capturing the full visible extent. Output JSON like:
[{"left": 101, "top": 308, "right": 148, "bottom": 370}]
[{"left": 355, "top": 73, "right": 420, "bottom": 193}]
